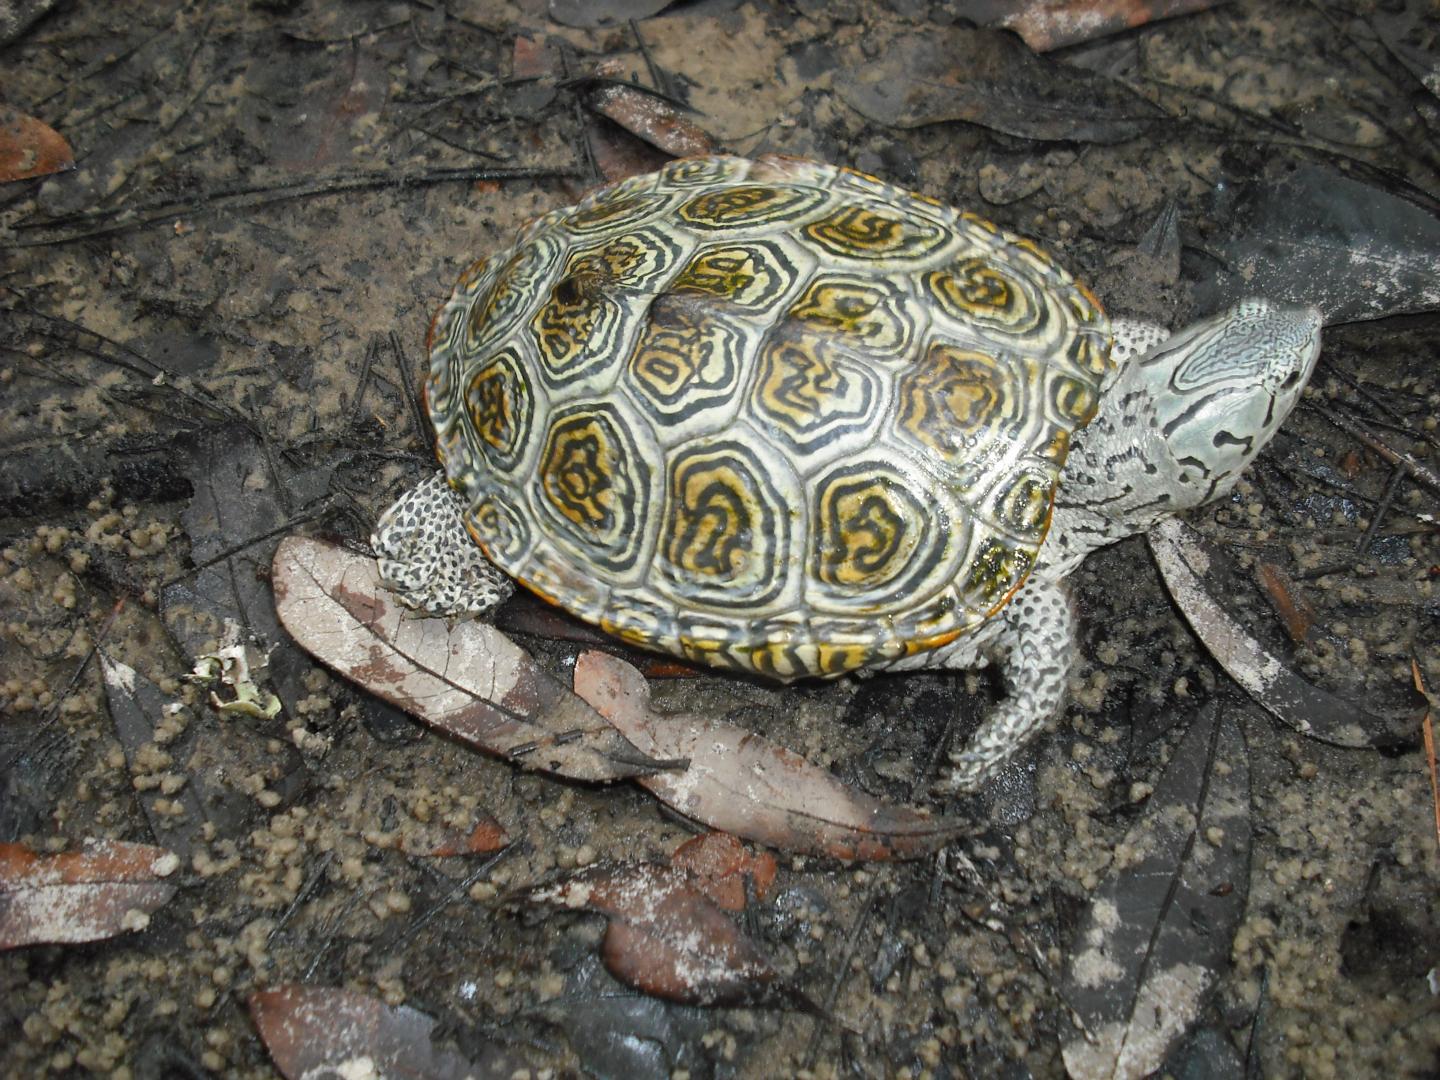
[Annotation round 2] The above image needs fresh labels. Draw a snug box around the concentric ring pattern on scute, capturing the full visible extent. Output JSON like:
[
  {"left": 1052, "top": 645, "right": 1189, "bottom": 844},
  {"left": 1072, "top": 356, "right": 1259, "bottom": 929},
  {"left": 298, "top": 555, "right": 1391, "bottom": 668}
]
[{"left": 426, "top": 155, "right": 1112, "bottom": 680}]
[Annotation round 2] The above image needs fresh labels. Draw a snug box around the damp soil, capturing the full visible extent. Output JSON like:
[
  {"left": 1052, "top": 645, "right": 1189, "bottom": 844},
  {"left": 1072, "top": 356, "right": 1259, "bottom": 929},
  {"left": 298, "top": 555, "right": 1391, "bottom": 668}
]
[{"left": 2, "top": 2, "right": 1439, "bottom": 1078}]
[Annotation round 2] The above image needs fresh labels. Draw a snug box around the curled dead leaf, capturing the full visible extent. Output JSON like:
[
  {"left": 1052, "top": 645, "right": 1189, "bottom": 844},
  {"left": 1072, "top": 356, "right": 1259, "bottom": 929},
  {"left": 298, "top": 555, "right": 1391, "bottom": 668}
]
[
  {"left": 585, "top": 81, "right": 719, "bottom": 159},
  {"left": 974, "top": 0, "right": 1226, "bottom": 53},
  {"left": 574, "top": 650, "right": 967, "bottom": 860},
  {"left": 529, "top": 862, "right": 798, "bottom": 1007}
]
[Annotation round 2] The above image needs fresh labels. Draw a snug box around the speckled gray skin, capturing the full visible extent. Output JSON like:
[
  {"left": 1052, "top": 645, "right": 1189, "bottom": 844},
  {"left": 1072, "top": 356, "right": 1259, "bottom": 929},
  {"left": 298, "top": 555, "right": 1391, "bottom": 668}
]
[
  {"left": 374, "top": 472, "right": 513, "bottom": 617},
  {"left": 375, "top": 298, "right": 1322, "bottom": 794}
]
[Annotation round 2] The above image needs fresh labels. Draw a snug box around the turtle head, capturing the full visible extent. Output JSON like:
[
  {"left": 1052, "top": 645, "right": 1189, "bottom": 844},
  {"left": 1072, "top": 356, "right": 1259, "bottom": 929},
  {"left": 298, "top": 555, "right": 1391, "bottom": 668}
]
[{"left": 1136, "top": 298, "right": 1321, "bottom": 509}]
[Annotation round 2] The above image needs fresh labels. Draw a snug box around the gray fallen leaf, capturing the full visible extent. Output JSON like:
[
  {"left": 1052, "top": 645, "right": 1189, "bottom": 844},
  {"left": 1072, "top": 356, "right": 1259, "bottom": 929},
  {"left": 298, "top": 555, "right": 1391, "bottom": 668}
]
[
  {"left": 837, "top": 26, "right": 1162, "bottom": 143},
  {"left": 1190, "top": 165, "right": 1440, "bottom": 324},
  {"left": 1060, "top": 702, "right": 1250, "bottom": 1080}
]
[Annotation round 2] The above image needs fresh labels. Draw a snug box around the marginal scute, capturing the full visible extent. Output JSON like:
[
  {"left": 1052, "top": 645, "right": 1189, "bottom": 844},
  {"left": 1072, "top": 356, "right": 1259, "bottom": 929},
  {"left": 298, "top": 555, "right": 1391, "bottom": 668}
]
[{"left": 426, "top": 154, "right": 1113, "bottom": 681}]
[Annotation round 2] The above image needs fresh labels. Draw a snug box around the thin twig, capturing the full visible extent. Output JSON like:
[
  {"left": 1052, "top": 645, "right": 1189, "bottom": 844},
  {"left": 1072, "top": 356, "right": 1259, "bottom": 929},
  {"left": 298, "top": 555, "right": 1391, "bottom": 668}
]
[{"left": 7, "top": 164, "right": 583, "bottom": 249}]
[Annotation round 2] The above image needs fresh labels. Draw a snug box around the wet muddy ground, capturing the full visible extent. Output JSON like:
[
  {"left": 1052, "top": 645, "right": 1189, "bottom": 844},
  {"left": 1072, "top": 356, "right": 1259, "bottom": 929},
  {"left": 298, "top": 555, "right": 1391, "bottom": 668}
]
[{"left": 2, "top": 1, "right": 1439, "bottom": 1077}]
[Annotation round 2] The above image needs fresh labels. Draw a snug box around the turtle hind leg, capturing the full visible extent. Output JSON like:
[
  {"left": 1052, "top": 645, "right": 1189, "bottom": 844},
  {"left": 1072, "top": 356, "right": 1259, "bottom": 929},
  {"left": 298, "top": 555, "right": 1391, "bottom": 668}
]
[
  {"left": 936, "top": 578, "right": 1077, "bottom": 794},
  {"left": 371, "top": 471, "right": 514, "bottom": 618}
]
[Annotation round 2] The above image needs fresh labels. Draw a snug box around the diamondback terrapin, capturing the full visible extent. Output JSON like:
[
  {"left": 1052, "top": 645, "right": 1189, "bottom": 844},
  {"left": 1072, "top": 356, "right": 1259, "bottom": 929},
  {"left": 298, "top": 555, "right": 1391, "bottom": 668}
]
[{"left": 374, "top": 155, "right": 1321, "bottom": 793}]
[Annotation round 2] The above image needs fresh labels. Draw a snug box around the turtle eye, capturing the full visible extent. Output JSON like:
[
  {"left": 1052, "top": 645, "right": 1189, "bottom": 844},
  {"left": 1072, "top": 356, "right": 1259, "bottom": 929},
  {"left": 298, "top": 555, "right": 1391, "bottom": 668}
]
[{"left": 1280, "top": 370, "right": 1301, "bottom": 391}]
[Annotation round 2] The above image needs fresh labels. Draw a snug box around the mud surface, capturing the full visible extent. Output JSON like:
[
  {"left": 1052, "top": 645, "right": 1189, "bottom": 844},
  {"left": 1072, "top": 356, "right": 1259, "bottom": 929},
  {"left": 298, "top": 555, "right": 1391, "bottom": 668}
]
[{"left": 2, "top": 2, "right": 1439, "bottom": 1077}]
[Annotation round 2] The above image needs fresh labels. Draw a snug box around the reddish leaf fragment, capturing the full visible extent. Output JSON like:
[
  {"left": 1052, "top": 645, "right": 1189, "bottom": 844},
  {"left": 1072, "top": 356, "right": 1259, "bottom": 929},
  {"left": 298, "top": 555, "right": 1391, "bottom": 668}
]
[
  {"left": 1254, "top": 562, "right": 1318, "bottom": 646},
  {"left": 586, "top": 82, "right": 719, "bottom": 159},
  {"left": 272, "top": 536, "right": 660, "bottom": 783},
  {"left": 1148, "top": 518, "right": 1421, "bottom": 748},
  {"left": 0, "top": 105, "right": 73, "bottom": 183},
  {"left": 422, "top": 815, "right": 509, "bottom": 859},
  {"left": 1415, "top": 661, "right": 1440, "bottom": 854},
  {"left": 671, "top": 832, "right": 777, "bottom": 912},
  {"left": 0, "top": 840, "right": 178, "bottom": 949},
  {"left": 586, "top": 118, "right": 676, "bottom": 184},
  {"left": 250, "top": 984, "right": 521, "bottom": 1079},
  {"left": 1061, "top": 703, "right": 1250, "bottom": 1079},
  {"left": 972, "top": 0, "right": 1226, "bottom": 53},
  {"left": 512, "top": 32, "right": 557, "bottom": 80},
  {"left": 574, "top": 651, "right": 966, "bottom": 860},
  {"left": 530, "top": 863, "right": 787, "bottom": 1006}
]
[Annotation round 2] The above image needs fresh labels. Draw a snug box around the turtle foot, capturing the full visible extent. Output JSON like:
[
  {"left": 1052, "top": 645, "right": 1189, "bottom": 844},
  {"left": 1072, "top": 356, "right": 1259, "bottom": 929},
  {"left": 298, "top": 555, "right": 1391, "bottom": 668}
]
[{"left": 371, "top": 471, "right": 514, "bottom": 619}]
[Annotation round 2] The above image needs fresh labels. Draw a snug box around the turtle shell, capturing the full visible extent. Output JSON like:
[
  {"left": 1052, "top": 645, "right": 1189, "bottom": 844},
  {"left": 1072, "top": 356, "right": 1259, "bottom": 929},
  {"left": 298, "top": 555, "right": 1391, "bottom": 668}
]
[{"left": 426, "top": 155, "right": 1111, "bottom": 680}]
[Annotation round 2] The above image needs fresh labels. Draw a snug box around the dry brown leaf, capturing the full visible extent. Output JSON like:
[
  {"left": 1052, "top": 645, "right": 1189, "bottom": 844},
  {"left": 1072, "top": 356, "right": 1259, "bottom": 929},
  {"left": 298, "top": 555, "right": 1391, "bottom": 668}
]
[
  {"left": 586, "top": 82, "right": 719, "bottom": 159},
  {"left": 972, "top": 0, "right": 1225, "bottom": 53},
  {"left": 837, "top": 26, "right": 1161, "bottom": 143},
  {"left": 574, "top": 650, "right": 966, "bottom": 860},
  {"left": 0, "top": 104, "right": 73, "bottom": 183},
  {"left": 586, "top": 117, "right": 676, "bottom": 184},
  {"left": 530, "top": 862, "right": 791, "bottom": 1007},
  {"left": 250, "top": 983, "right": 522, "bottom": 1079},
  {"left": 671, "top": 832, "right": 778, "bottom": 913},
  {"left": 272, "top": 535, "right": 661, "bottom": 783},
  {"left": 0, "top": 839, "right": 179, "bottom": 949}
]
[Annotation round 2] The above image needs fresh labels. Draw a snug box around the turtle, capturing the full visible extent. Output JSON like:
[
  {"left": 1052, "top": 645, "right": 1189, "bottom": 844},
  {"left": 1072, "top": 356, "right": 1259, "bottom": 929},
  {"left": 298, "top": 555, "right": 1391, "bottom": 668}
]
[{"left": 372, "top": 154, "right": 1321, "bottom": 793}]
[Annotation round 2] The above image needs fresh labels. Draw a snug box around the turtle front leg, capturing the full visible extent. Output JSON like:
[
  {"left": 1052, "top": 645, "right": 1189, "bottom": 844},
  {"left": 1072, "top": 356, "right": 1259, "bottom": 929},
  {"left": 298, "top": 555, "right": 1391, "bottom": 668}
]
[
  {"left": 372, "top": 471, "right": 514, "bottom": 618},
  {"left": 936, "top": 578, "right": 1077, "bottom": 794}
]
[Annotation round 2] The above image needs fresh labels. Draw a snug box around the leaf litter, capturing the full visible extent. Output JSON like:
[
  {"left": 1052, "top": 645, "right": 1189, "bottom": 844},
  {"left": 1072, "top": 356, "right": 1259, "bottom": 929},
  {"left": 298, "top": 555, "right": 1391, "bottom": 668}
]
[
  {"left": 526, "top": 861, "right": 803, "bottom": 1009},
  {"left": 272, "top": 534, "right": 663, "bottom": 782},
  {"left": 249, "top": 983, "right": 524, "bottom": 1080},
  {"left": 1148, "top": 517, "right": 1423, "bottom": 749}
]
